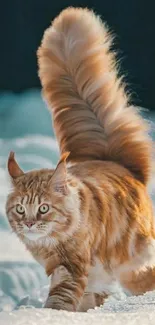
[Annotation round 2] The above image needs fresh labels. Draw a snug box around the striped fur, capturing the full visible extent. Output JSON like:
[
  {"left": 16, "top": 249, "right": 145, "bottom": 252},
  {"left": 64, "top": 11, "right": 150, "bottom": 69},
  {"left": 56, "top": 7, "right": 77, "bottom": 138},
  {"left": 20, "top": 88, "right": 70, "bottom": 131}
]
[
  {"left": 6, "top": 155, "right": 155, "bottom": 311},
  {"left": 6, "top": 8, "right": 155, "bottom": 312}
]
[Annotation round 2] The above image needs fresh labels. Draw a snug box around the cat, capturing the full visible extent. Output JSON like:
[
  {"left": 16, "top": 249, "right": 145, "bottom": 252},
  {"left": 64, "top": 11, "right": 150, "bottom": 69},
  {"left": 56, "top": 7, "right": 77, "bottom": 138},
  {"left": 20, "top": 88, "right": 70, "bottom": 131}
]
[{"left": 6, "top": 7, "right": 155, "bottom": 312}]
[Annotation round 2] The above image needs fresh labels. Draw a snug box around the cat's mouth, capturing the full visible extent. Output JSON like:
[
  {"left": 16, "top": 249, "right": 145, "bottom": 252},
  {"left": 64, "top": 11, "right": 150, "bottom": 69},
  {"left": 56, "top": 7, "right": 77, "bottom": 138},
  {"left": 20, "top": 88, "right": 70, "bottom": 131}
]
[{"left": 23, "top": 229, "right": 45, "bottom": 240}]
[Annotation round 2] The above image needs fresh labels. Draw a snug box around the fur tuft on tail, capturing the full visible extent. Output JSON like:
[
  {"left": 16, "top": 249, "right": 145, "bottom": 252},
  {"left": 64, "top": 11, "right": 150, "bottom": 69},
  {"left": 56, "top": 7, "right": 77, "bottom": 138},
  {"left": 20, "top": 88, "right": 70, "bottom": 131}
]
[{"left": 38, "top": 7, "right": 152, "bottom": 184}]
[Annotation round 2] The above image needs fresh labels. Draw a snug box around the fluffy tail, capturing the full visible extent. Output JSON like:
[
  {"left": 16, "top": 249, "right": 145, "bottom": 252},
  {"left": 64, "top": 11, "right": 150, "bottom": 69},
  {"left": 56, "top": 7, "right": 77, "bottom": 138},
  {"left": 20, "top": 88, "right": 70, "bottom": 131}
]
[{"left": 38, "top": 7, "right": 152, "bottom": 184}]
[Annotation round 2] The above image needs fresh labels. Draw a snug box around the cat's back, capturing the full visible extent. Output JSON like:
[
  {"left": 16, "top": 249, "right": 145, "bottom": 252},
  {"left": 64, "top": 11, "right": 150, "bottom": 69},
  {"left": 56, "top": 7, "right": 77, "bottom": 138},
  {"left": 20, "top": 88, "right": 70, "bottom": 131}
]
[
  {"left": 68, "top": 160, "right": 133, "bottom": 184},
  {"left": 68, "top": 160, "right": 150, "bottom": 205}
]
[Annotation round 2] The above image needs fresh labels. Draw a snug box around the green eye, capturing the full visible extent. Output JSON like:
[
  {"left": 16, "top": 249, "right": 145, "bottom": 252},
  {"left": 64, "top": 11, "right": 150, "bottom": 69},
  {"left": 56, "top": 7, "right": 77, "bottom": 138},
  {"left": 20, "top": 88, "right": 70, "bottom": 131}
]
[
  {"left": 16, "top": 204, "right": 25, "bottom": 215},
  {"left": 39, "top": 204, "right": 49, "bottom": 214}
]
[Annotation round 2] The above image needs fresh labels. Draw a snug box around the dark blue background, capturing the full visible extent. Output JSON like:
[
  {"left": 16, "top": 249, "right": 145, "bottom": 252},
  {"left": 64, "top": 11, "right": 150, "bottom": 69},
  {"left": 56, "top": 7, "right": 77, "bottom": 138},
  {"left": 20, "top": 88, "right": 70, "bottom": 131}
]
[{"left": 0, "top": 1, "right": 155, "bottom": 109}]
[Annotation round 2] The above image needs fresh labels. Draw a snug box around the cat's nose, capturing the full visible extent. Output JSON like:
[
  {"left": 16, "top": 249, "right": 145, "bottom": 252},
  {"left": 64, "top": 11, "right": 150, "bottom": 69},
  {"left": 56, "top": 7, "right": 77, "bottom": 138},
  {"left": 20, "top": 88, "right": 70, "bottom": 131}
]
[{"left": 25, "top": 221, "right": 35, "bottom": 228}]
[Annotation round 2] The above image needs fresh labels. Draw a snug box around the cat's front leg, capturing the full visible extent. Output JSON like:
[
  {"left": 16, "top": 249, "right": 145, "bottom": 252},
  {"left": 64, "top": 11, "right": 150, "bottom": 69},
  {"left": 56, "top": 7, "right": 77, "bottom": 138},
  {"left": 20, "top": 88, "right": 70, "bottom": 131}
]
[{"left": 44, "top": 262, "right": 89, "bottom": 311}]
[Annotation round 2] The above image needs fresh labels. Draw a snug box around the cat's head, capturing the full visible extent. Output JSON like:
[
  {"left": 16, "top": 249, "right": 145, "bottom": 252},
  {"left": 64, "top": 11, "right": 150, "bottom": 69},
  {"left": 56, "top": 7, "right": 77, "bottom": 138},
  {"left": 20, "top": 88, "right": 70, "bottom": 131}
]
[{"left": 6, "top": 152, "right": 81, "bottom": 244}]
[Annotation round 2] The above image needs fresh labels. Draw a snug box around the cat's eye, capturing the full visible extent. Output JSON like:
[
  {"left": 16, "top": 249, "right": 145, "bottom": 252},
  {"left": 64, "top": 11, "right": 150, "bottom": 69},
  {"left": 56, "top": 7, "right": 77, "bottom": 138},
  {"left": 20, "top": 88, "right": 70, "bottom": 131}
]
[
  {"left": 16, "top": 204, "right": 25, "bottom": 215},
  {"left": 38, "top": 204, "right": 49, "bottom": 214}
]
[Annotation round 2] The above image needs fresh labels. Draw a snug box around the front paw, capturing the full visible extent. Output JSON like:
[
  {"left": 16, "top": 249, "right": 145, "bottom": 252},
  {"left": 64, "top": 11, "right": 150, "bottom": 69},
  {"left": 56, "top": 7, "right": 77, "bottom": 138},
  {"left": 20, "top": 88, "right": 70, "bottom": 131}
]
[{"left": 44, "top": 296, "right": 76, "bottom": 311}]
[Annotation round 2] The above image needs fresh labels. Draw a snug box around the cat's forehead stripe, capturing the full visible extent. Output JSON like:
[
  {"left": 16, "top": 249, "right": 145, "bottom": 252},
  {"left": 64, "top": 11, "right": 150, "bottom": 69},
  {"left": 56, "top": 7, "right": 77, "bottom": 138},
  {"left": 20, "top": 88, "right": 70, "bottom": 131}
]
[
  {"left": 22, "top": 196, "right": 29, "bottom": 205},
  {"left": 29, "top": 190, "right": 34, "bottom": 204},
  {"left": 21, "top": 194, "right": 41, "bottom": 206}
]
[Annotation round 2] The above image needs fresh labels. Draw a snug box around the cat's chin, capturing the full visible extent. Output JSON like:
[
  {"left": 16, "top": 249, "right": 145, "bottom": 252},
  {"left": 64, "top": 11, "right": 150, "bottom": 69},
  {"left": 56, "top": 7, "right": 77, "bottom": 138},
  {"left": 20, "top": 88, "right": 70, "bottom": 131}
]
[{"left": 23, "top": 231, "right": 45, "bottom": 241}]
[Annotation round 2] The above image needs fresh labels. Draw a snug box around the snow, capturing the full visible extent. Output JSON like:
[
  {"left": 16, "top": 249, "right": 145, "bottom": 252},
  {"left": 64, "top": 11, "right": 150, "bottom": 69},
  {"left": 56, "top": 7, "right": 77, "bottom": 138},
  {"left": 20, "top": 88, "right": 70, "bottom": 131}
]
[
  {"left": 1, "top": 269, "right": 155, "bottom": 324},
  {"left": 1, "top": 307, "right": 155, "bottom": 325}
]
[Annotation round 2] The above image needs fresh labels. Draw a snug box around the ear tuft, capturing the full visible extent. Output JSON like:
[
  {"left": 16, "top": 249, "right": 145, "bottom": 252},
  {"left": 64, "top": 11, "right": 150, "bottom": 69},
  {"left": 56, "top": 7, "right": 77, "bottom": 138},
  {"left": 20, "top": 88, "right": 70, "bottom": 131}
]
[
  {"left": 8, "top": 151, "right": 24, "bottom": 178},
  {"left": 9, "top": 151, "right": 15, "bottom": 160}
]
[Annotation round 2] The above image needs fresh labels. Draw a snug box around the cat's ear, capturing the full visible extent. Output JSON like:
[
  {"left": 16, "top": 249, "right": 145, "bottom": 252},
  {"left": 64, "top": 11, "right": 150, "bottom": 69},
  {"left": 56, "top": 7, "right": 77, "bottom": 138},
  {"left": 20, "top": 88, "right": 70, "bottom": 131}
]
[
  {"left": 50, "top": 152, "right": 70, "bottom": 195},
  {"left": 8, "top": 152, "right": 24, "bottom": 179}
]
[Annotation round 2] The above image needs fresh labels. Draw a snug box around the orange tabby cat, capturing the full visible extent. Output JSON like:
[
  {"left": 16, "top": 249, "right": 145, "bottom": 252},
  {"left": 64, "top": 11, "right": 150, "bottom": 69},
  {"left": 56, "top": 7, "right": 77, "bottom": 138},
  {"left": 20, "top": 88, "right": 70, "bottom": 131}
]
[{"left": 6, "top": 7, "right": 155, "bottom": 312}]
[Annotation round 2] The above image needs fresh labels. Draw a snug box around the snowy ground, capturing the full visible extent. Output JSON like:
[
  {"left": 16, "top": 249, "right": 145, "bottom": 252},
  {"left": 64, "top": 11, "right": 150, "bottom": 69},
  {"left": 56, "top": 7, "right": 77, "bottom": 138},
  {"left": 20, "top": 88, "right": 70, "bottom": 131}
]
[
  {"left": 1, "top": 135, "right": 155, "bottom": 324},
  {"left": 1, "top": 308, "right": 155, "bottom": 325},
  {"left": 1, "top": 290, "right": 155, "bottom": 325}
]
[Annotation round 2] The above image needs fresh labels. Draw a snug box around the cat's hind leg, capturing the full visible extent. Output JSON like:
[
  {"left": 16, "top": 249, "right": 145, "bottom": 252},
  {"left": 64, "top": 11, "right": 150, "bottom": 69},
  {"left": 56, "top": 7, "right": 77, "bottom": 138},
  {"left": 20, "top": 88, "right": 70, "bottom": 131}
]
[
  {"left": 119, "top": 266, "right": 155, "bottom": 295},
  {"left": 118, "top": 237, "right": 155, "bottom": 295}
]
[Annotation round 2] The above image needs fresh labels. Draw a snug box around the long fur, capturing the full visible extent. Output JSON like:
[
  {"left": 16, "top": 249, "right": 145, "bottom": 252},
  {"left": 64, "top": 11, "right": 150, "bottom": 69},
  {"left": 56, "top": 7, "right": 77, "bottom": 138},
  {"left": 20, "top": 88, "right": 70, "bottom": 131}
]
[
  {"left": 37, "top": 7, "right": 152, "bottom": 184},
  {"left": 6, "top": 7, "right": 155, "bottom": 312}
]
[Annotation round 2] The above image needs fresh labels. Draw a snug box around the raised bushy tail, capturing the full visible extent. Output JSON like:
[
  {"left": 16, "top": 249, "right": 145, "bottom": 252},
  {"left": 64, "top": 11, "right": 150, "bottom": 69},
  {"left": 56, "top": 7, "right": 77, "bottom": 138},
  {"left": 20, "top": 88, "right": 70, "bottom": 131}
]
[{"left": 38, "top": 7, "right": 152, "bottom": 184}]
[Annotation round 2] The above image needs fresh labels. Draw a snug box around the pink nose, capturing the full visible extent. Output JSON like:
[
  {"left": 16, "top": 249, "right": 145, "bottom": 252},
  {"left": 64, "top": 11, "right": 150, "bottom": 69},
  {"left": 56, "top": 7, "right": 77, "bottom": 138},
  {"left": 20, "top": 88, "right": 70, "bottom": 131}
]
[{"left": 25, "top": 221, "right": 35, "bottom": 228}]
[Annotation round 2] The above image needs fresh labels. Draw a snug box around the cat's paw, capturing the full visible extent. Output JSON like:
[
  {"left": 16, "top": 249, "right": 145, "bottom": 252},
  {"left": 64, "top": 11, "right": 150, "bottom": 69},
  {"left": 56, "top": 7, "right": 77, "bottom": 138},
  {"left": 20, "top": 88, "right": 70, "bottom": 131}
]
[{"left": 44, "top": 296, "right": 75, "bottom": 311}]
